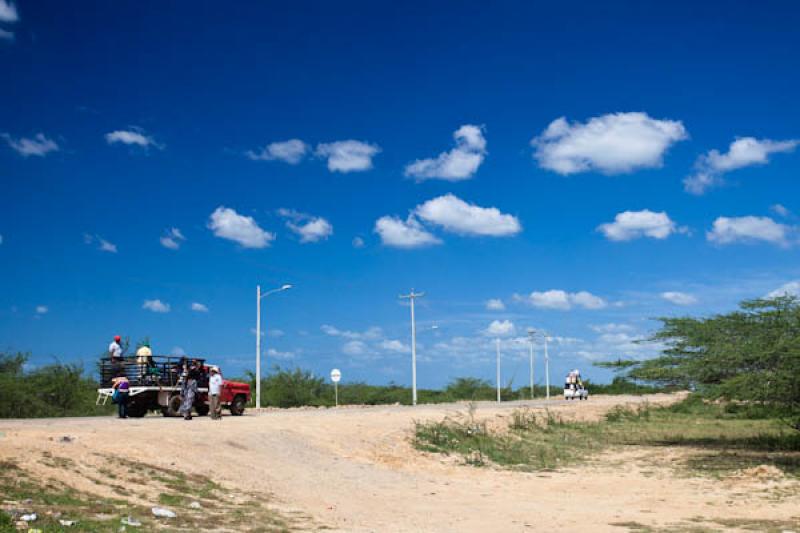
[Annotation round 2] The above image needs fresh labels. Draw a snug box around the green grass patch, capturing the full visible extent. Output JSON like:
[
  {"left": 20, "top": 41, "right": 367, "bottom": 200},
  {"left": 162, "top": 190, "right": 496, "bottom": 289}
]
[
  {"left": 1, "top": 454, "right": 301, "bottom": 532},
  {"left": 413, "top": 397, "right": 800, "bottom": 477}
]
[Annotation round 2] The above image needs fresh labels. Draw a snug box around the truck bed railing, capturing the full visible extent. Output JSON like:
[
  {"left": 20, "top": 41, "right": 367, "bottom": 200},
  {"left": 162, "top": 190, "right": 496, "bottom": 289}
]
[{"left": 98, "top": 355, "right": 209, "bottom": 389}]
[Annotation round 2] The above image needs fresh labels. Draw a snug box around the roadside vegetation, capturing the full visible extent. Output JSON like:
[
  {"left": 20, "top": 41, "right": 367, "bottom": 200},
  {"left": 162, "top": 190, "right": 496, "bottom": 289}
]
[
  {"left": 8, "top": 295, "right": 794, "bottom": 417},
  {"left": 0, "top": 353, "right": 112, "bottom": 418},
  {"left": 245, "top": 371, "right": 668, "bottom": 409},
  {"left": 414, "top": 397, "right": 800, "bottom": 476},
  {"left": 0, "top": 452, "right": 295, "bottom": 532},
  {"left": 0, "top": 352, "right": 666, "bottom": 418},
  {"left": 415, "top": 296, "right": 800, "bottom": 477}
]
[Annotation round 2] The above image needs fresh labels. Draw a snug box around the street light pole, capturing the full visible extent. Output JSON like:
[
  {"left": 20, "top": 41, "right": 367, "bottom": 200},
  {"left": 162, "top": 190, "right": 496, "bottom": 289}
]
[
  {"left": 256, "top": 285, "right": 261, "bottom": 408},
  {"left": 527, "top": 329, "right": 535, "bottom": 400},
  {"left": 496, "top": 337, "right": 501, "bottom": 403},
  {"left": 399, "top": 289, "right": 424, "bottom": 406},
  {"left": 256, "top": 283, "right": 292, "bottom": 409},
  {"left": 544, "top": 333, "right": 550, "bottom": 400}
]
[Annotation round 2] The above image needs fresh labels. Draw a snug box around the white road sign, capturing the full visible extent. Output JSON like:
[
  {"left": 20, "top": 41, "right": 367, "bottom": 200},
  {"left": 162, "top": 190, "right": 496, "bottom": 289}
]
[{"left": 330, "top": 368, "right": 341, "bottom": 383}]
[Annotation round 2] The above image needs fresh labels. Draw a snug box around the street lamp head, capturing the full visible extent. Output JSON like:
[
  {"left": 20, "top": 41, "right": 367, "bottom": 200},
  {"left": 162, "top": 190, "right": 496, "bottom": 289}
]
[{"left": 281, "top": 284, "right": 293, "bottom": 291}]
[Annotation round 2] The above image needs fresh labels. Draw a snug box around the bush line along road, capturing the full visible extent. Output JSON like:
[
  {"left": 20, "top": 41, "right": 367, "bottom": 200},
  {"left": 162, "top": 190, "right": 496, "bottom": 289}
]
[{"left": 1, "top": 394, "right": 799, "bottom": 532}]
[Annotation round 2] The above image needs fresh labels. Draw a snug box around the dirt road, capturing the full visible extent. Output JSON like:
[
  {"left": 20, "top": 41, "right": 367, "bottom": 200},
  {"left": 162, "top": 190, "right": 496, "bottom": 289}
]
[{"left": 1, "top": 394, "right": 798, "bottom": 532}]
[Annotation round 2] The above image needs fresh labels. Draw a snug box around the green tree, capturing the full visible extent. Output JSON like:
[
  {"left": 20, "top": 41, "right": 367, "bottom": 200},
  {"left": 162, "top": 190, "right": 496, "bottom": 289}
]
[{"left": 629, "top": 296, "right": 800, "bottom": 429}]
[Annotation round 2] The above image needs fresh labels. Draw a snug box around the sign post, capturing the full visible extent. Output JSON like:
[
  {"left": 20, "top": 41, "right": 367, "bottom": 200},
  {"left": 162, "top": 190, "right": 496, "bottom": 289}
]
[{"left": 330, "top": 368, "right": 341, "bottom": 407}]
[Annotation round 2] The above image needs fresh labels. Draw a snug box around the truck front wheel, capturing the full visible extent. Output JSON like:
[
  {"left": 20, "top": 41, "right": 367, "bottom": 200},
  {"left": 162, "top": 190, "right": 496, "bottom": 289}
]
[{"left": 229, "top": 395, "right": 246, "bottom": 416}]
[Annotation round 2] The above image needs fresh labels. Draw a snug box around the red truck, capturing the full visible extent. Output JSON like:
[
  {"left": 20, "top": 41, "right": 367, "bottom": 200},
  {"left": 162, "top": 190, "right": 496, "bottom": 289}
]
[{"left": 97, "top": 356, "right": 251, "bottom": 417}]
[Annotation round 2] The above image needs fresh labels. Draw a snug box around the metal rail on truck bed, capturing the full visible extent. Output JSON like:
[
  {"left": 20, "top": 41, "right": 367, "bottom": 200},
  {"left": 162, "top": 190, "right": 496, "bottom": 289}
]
[
  {"left": 96, "top": 385, "right": 209, "bottom": 405},
  {"left": 98, "top": 355, "right": 209, "bottom": 388}
]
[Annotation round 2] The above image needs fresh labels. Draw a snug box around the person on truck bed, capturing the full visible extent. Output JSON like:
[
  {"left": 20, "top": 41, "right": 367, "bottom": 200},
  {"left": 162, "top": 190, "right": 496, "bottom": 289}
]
[
  {"left": 109, "top": 335, "right": 123, "bottom": 360},
  {"left": 135, "top": 342, "right": 152, "bottom": 364}
]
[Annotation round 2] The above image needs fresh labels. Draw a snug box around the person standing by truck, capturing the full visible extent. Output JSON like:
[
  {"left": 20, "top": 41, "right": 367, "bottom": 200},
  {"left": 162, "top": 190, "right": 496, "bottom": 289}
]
[
  {"left": 111, "top": 376, "right": 130, "bottom": 419},
  {"left": 180, "top": 368, "right": 198, "bottom": 421},
  {"left": 209, "top": 366, "right": 223, "bottom": 420}
]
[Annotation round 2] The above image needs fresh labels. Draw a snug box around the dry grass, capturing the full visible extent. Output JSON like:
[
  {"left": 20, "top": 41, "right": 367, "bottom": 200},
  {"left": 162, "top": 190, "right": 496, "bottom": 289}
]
[{"left": 414, "top": 398, "right": 800, "bottom": 478}]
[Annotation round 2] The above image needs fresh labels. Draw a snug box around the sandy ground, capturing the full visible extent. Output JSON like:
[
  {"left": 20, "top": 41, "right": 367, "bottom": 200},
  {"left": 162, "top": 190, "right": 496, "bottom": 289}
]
[{"left": 1, "top": 394, "right": 799, "bottom": 532}]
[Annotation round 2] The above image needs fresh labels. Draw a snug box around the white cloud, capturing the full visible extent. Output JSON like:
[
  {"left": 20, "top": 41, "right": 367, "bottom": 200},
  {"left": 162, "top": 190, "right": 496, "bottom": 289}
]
[
  {"left": 404, "top": 124, "right": 487, "bottom": 181},
  {"left": 706, "top": 216, "right": 791, "bottom": 246},
  {"left": 289, "top": 217, "right": 332, "bottom": 243},
  {"left": 35, "top": 305, "right": 48, "bottom": 314},
  {"left": 766, "top": 281, "right": 800, "bottom": 299},
  {"left": 246, "top": 139, "right": 309, "bottom": 164},
  {"left": 571, "top": 291, "right": 608, "bottom": 310},
  {"left": 597, "top": 210, "right": 679, "bottom": 241},
  {"left": 268, "top": 329, "right": 285, "bottom": 338},
  {"left": 525, "top": 289, "right": 607, "bottom": 311},
  {"left": 531, "top": 112, "right": 687, "bottom": 175},
  {"left": 342, "top": 340, "right": 367, "bottom": 356},
  {"left": 315, "top": 140, "right": 380, "bottom": 173},
  {"left": 160, "top": 227, "right": 185, "bottom": 250},
  {"left": 277, "top": 209, "right": 333, "bottom": 243},
  {"left": 590, "top": 323, "right": 634, "bottom": 334},
  {"left": 374, "top": 215, "right": 441, "bottom": 248},
  {"left": 84, "top": 234, "right": 117, "bottom": 253},
  {"left": 684, "top": 137, "right": 799, "bottom": 195},
  {"left": 352, "top": 236, "right": 365, "bottom": 248},
  {"left": 208, "top": 206, "right": 275, "bottom": 248},
  {"left": 414, "top": 194, "right": 521, "bottom": 237},
  {"left": 266, "top": 347, "right": 295, "bottom": 360},
  {"left": 486, "top": 298, "right": 505, "bottom": 311},
  {"left": 2, "top": 133, "right": 60, "bottom": 157},
  {"left": 321, "top": 324, "right": 383, "bottom": 340},
  {"left": 171, "top": 346, "right": 186, "bottom": 356},
  {"left": 485, "top": 319, "right": 515, "bottom": 337},
  {"left": 380, "top": 339, "right": 410, "bottom": 353},
  {"left": 98, "top": 238, "right": 117, "bottom": 253},
  {"left": 190, "top": 302, "right": 209, "bottom": 312},
  {"left": 661, "top": 291, "right": 698, "bottom": 305},
  {"left": 142, "top": 299, "right": 170, "bottom": 313},
  {"left": 105, "top": 129, "right": 162, "bottom": 150},
  {"left": 770, "top": 204, "right": 791, "bottom": 218},
  {"left": 0, "top": 0, "right": 18, "bottom": 22}
]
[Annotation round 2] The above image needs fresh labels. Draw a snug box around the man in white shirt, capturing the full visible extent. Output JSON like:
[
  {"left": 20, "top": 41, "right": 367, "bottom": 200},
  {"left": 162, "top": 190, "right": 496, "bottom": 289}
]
[
  {"left": 108, "top": 335, "right": 122, "bottom": 360},
  {"left": 209, "top": 366, "right": 223, "bottom": 420}
]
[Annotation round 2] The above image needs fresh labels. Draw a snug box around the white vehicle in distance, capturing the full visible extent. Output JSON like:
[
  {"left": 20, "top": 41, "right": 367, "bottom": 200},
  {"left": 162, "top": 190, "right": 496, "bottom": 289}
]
[
  {"left": 564, "top": 383, "right": 589, "bottom": 400},
  {"left": 564, "top": 369, "right": 588, "bottom": 400}
]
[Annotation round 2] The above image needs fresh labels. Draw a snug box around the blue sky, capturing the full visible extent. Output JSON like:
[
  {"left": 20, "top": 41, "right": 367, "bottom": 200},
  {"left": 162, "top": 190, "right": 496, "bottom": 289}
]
[{"left": 1, "top": 0, "right": 799, "bottom": 388}]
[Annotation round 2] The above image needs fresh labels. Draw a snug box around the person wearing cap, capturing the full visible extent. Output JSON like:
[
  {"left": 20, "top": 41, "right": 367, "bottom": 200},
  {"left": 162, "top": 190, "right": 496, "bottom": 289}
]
[
  {"left": 208, "top": 366, "right": 223, "bottom": 420},
  {"left": 108, "top": 335, "right": 123, "bottom": 360}
]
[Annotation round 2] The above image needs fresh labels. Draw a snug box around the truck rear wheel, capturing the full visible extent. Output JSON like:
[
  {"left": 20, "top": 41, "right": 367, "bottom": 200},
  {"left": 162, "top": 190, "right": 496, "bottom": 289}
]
[
  {"left": 127, "top": 403, "right": 148, "bottom": 418},
  {"left": 229, "top": 395, "right": 246, "bottom": 416},
  {"left": 163, "top": 394, "right": 182, "bottom": 417}
]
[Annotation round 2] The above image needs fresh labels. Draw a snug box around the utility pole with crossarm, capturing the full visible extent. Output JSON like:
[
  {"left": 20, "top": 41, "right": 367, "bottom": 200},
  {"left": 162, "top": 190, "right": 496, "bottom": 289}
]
[{"left": 399, "top": 289, "right": 424, "bottom": 406}]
